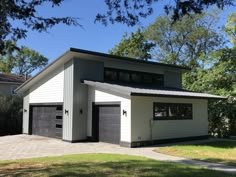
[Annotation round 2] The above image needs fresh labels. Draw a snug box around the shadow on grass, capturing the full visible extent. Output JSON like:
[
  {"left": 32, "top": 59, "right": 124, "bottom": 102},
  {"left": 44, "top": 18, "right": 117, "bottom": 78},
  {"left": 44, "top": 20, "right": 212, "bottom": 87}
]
[
  {"left": 0, "top": 160, "right": 235, "bottom": 177},
  {"left": 187, "top": 157, "right": 236, "bottom": 167}
]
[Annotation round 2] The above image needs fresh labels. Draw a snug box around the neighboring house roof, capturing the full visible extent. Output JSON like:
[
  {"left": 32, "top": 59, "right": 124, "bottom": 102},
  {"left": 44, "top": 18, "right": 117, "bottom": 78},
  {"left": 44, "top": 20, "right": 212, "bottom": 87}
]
[
  {"left": 15, "top": 48, "right": 190, "bottom": 93},
  {"left": 0, "top": 73, "right": 25, "bottom": 84},
  {"left": 83, "top": 80, "right": 225, "bottom": 99}
]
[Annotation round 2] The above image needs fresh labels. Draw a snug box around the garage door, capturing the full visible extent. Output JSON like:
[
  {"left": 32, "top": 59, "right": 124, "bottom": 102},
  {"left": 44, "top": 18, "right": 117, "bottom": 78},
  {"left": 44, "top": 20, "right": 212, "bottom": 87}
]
[
  {"left": 30, "top": 105, "right": 63, "bottom": 138},
  {"left": 98, "top": 105, "right": 121, "bottom": 144}
]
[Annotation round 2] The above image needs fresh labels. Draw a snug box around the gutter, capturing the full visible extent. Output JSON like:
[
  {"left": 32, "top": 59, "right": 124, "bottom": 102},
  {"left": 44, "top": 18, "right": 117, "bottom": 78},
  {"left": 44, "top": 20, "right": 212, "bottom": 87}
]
[{"left": 0, "top": 81, "right": 24, "bottom": 85}]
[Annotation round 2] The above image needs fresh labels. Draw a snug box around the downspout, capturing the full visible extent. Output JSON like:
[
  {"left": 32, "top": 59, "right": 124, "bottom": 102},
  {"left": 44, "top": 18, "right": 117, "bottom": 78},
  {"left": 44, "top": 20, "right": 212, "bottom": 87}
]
[{"left": 150, "top": 119, "right": 154, "bottom": 145}]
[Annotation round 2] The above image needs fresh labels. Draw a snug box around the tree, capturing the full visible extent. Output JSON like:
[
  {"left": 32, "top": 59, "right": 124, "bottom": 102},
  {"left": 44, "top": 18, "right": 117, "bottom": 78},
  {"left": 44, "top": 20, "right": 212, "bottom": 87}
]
[
  {"left": 111, "top": 12, "right": 236, "bottom": 137},
  {"left": 96, "top": 0, "right": 235, "bottom": 26},
  {"left": 0, "top": 42, "right": 16, "bottom": 73},
  {"left": 225, "top": 12, "right": 236, "bottom": 45},
  {"left": 144, "top": 13, "right": 224, "bottom": 68},
  {"left": 109, "top": 29, "right": 155, "bottom": 60},
  {"left": 183, "top": 47, "right": 236, "bottom": 96},
  {"left": 0, "top": 45, "right": 48, "bottom": 77},
  {"left": 0, "top": 0, "right": 79, "bottom": 55}
]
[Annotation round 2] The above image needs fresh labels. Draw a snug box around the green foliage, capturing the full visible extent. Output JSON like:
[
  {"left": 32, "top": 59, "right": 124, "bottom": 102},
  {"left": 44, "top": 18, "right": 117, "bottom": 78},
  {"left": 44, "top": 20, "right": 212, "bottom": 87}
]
[
  {"left": 183, "top": 48, "right": 236, "bottom": 96},
  {"left": 0, "top": 44, "right": 48, "bottom": 76},
  {"left": 185, "top": 47, "right": 236, "bottom": 137},
  {"left": 109, "top": 29, "right": 155, "bottom": 60},
  {"left": 96, "top": 0, "right": 235, "bottom": 26},
  {"left": 209, "top": 98, "right": 236, "bottom": 137},
  {"left": 0, "top": 41, "right": 16, "bottom": 74},
  {"left": 144, "top": 13, "right": 224, "bottom": 68},
  {"left": 0, "top": 95, "right": 23, "bottom": 135},
  {"left": 0, "top": 95, "right": 22, "bottom": 118},
  {"left": 225, "top": 12, "right": 236, "bottom": 45},
  {"left": 0, "top": 0, "right": 79, "bottom": 55}
]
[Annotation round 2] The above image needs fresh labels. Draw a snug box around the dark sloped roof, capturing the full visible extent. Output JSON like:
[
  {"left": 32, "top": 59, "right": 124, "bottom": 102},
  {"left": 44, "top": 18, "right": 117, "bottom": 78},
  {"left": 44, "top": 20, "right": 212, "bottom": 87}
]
[
  {"left": 16, "top": 48, "right": 191, "bottom": 94},
  {"left": 70, "top": 48, "right": 191, "bottom": 71},
  {"left": 0, "top": 73, "right": 25, "bottom": 83},
  {"left": 83, "top": 80, "right": 225, "bottom": 99}
]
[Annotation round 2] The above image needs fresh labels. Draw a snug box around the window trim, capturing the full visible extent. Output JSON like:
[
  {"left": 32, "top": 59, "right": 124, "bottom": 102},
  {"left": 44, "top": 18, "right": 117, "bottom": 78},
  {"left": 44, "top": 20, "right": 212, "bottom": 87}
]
[{"left": 153, "top": 102, "right": 193, "bottom": 120}]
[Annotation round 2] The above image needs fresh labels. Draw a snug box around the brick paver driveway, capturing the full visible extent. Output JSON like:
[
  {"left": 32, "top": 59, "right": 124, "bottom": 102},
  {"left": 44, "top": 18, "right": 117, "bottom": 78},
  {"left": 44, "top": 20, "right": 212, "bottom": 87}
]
[
  {"left": 0, "top": 134, "right": 156, "bottom": 160},
  {"left": 0, "top": 135, "right": 236, "bottom": 174}
]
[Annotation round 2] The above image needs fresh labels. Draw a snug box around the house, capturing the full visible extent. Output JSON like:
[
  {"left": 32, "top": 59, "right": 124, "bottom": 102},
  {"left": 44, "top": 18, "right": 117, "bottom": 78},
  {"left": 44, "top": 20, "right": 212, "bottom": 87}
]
[
  {"left": 0, "top": 74, "right": 25, "bottom": 95},
  {"left": 16, "top": 48, "right": 224, "bottom": 147}
]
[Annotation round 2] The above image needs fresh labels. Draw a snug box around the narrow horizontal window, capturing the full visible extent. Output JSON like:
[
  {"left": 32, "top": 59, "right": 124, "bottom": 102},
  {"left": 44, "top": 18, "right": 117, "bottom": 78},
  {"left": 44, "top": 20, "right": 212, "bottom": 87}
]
[
  {"left": 56, "top": 116, "right": 62, "bottom": 120},
  {"left": 153, "top": 102, "right": 192, "bottom": 120},
  {"left": 131, "top": 73, "right": 141, "bottom": 83},
  {"left": 119, "top": 72, "right": 130, "bottom": 82},
  {"left": 104, "top": 68, "right": 164, "bottom": 87},
  {"left": 153, "top": 76, "right": 164, "bottom": 85},
  {"left": 56, "top": 124, "right": 62, "bottom": 128},
  {"left": 56, "top": 105, "right": 63, "bottom": 111},
  {"left": 105, "top": 70, "right": 117, "bottom": 81},
  {"left": 143, "top": 74, "right": 153, "bottom": 84}
]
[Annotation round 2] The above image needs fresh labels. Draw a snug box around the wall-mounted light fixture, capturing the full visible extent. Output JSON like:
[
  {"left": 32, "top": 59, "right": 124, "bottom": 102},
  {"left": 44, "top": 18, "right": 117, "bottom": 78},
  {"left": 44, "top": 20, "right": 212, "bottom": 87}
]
[
  {"left": 123, "top": 110, "right": 127, "bottom": 116},
  {"left": 65, "top": 109, "right": 69, "bottom": 115}
]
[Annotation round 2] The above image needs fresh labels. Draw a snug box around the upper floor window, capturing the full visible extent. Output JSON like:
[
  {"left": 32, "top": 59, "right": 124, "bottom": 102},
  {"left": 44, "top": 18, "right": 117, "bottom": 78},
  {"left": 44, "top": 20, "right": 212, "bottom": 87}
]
[
  {"left": 104, "top": 68, "right": 164, "bottom": 87},
  {"left": 105, "top": 70, "right": 117, "bottom": 81},
  {"left": 153, "top": 103, "right": 192, "bottom": 120}
]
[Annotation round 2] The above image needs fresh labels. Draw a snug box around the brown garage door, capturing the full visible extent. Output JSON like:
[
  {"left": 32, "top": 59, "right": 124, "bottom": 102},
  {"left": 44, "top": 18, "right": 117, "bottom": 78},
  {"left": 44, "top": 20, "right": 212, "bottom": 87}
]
[
  {"left": 30, "top": 105, "right": 63, "bottom": 138},
  {"left": 97, "top": 105, "right": 121, "bottom": 144}
]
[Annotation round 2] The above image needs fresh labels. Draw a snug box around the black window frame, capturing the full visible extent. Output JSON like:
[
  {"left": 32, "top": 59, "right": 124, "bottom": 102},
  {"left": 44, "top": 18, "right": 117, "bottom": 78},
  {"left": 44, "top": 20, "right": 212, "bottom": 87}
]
[
  {"left": 153, "top": 102, "right": 192, "bottom": 120},
  {"left": 104, "top": 68, "right": 164, "bottom": 87}
]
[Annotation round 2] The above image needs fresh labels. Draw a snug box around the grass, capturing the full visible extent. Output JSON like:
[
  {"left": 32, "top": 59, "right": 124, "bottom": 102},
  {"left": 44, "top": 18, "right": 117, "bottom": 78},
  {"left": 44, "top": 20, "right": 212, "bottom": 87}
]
[
  {"left": 0, "top": 153, "right": 235, "bottom": 177},
  {"left": 155, "top": 140, "right": 236, "bottom": 166}
]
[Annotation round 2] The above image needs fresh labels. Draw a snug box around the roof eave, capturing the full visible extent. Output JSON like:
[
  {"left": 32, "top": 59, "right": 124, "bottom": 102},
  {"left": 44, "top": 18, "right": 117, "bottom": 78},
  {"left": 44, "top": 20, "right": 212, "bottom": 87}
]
[{"left": 131, "top": 92, "right": 226, "bottom": 100}]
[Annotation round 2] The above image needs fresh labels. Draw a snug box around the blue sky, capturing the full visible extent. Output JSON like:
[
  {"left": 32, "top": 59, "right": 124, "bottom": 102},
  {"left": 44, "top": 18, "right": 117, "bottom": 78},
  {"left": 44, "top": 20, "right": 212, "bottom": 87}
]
[{"left": 18, "top": 0, "right": 235, "bottom": 63}]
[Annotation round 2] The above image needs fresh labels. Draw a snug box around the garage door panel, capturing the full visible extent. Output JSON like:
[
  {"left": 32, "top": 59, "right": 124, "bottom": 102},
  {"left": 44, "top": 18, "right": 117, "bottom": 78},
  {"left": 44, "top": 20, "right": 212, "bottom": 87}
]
[
  {"left": 31, "top": 105, "right": 63, "bottom": 138},
  {"left": 98, "top": 105, "right": 121, "bottom": 144}
]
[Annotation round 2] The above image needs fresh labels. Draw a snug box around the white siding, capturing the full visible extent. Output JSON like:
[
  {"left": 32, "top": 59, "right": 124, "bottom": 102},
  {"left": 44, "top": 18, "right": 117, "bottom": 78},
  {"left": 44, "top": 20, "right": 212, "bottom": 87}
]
[
  {"left": 22, "top": 92, "right": 30, "bottom": 134},
  {"left": 131, "top": 96, "right": 208, "bottom": 142},
  {"left": 88, "top": 86, "right": 131, "bottom": 142},
  {"left": 63, "top": 60, "right": 74, "bottom": 141},
  {"left": 29, "top": 66, "right": 64, "bottom": 103}
]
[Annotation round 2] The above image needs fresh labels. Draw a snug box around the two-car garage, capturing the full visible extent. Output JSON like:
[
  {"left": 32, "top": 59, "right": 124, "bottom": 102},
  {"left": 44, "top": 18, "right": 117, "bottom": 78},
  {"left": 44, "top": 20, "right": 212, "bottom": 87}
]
[{"left": 28, "top": 103, "right": 121, "bottom": 145}]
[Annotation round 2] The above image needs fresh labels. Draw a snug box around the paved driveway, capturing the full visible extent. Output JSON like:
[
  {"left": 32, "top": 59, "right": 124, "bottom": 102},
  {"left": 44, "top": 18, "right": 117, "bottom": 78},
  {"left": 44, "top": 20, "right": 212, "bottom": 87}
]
[
  {"left": 0, "top": 135, "right": 236, "bottom": 174},
  {"left": 0, "top": 134, "right": 166, "bottom": 161}
]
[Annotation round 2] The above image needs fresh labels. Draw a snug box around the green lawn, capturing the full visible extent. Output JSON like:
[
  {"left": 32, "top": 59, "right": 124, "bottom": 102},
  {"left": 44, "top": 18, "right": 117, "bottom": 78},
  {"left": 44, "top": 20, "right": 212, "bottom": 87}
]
[
  {"left": 0, "top": 153, "right": 235, "bottom": 177},
  {"left": 155, "top": 140, "right": 236, "bottom": 166}
]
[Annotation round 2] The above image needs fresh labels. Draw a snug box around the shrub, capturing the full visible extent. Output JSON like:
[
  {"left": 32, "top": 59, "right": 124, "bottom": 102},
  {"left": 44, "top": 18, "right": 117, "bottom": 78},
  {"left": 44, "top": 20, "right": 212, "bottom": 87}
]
[
  {"left": 0, "top": 95, "right": 23, "bottom": 136},
  {"left": 209, "top": 97, "right": 236, "bottom": 137}
]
